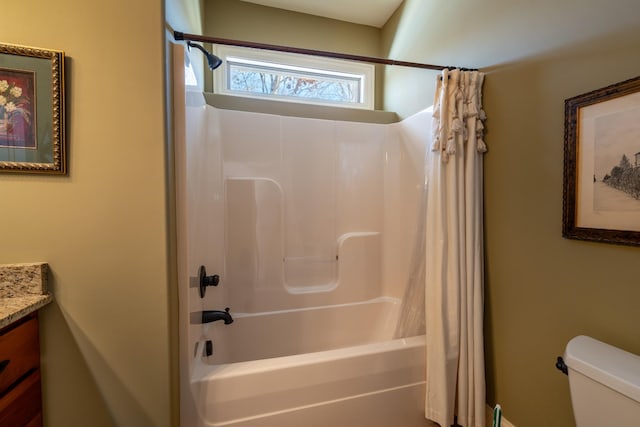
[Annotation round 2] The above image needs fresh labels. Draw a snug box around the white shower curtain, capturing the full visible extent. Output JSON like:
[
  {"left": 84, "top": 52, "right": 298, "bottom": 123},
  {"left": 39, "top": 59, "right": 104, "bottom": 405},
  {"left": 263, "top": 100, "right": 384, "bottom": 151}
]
[{"left": 424, "top": 69, "right": 486, "bottom": 427}]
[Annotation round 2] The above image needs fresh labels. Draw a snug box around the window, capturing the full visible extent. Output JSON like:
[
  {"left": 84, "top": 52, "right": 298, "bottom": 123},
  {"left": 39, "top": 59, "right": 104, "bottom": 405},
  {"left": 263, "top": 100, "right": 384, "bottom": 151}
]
[
  {"left": 184, "top": 60, "right": 198, "bottom": 87},
  {"left": 213, "top": 45, "right": 375, "bottom": 110}
]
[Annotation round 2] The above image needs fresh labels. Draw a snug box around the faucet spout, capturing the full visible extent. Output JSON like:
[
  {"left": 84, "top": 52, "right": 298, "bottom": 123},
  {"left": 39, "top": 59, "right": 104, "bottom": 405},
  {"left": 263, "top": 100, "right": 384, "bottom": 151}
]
[{"left": 202, "top": 307, "right": 233, "bottom": 325}]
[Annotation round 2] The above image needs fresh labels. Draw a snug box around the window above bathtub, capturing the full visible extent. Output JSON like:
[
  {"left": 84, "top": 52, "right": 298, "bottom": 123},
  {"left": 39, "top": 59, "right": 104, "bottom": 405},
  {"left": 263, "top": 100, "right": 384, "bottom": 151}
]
[
  {"left": 185, "top": 60, "right": 198, "bottom": 87},
  {"left": 212, "top": 45, "right": 375, "bottom": 110}
]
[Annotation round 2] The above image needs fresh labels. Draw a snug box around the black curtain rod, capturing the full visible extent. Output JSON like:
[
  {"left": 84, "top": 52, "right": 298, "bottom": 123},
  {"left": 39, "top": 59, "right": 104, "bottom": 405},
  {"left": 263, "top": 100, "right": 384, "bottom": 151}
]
[{"left": 174, "top": 31, "right": 476, "bottom": 72}]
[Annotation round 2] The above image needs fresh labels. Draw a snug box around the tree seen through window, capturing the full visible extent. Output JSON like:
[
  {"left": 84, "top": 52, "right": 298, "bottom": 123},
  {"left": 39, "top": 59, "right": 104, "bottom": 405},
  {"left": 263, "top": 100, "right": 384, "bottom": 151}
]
[{"left": 228, "top": 65, "right": 360, "bottom": 104}]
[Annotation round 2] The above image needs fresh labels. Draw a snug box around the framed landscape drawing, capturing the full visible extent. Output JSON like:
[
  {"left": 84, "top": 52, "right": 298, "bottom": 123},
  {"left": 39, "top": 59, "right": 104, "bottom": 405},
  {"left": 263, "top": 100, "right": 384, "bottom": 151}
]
[
  {"left": 563, "top": 75, "right": 640, "bottom": 246},
  {"left": 0, "top": 42, "right": 65, "bottom": 174}
]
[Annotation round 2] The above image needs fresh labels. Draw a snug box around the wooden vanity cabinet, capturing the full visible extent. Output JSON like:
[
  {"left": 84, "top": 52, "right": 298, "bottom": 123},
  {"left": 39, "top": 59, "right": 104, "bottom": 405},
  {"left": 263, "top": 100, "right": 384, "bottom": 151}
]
[{"left": 0, "top": 313, "right": 42, "bottom": 426}]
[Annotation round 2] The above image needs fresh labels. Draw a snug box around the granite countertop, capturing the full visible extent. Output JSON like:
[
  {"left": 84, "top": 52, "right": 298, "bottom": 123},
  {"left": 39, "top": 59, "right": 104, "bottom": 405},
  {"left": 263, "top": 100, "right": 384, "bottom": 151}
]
[{"left": 0, "top": 263, "right": 53, "bottom": 329}]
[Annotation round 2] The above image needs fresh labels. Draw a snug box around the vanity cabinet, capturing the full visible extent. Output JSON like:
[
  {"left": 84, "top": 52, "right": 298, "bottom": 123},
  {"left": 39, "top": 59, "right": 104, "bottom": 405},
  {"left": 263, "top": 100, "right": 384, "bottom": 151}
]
[{"left": 0, "top": 313, "right": 42, "bottom": 426}]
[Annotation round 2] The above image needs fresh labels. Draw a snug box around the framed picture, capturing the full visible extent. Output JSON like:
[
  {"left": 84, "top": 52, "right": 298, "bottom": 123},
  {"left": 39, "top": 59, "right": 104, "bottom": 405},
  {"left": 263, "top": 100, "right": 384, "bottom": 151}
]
[
  {"left": 0, "top": 42, "right": 65, "bottom": 174},
  {"left": 563, "top": 75, "right": 640, "bottom": 246}
]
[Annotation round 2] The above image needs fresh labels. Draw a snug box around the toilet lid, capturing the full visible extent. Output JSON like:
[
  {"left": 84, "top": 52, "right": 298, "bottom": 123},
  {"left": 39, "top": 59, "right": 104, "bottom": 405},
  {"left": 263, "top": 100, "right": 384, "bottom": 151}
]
[{"left": 564, "top": 335, "right": 640, "bottom": 403}]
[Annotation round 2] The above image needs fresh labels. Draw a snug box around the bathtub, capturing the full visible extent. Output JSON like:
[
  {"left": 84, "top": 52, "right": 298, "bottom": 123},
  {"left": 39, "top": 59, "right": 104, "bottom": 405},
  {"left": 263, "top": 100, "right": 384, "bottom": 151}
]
[{"left": 190, "top": 298, "right": 430, "bottom": 427}]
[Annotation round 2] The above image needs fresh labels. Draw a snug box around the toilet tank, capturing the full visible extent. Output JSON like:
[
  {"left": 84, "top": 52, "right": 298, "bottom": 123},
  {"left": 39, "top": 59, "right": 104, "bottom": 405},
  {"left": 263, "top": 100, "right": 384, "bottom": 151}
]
[{"left": 564, "top": 335, "right": 640, "bottom": 427}]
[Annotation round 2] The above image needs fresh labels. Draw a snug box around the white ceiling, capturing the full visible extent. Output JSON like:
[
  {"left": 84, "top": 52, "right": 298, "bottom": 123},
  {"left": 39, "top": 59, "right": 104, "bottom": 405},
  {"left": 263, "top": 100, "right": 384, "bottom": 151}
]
[{"left": 237, "top": 0, "right": 404, "bottom": 28}]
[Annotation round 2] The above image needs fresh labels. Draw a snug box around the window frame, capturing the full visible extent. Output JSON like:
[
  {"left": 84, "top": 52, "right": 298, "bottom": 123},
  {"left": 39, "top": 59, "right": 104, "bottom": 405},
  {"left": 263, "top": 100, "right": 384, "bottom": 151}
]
[{"left": 212, "top": 45, "right": 375, "bottom": 110}]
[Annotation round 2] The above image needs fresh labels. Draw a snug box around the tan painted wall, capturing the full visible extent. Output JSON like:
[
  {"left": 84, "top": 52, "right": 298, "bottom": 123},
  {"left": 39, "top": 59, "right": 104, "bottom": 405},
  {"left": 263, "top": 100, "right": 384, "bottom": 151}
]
[
  {"left": 202, "top": 0, "right": 383, "bottom": 106},
  {"left": 204, "top": 0, "right": 380, "bottom": 57},
  {"left": 1, "top": 1, "right": 172, "bottom": 426},
  {"left": 482, "top": 39, "right": 640, "bottom": 427},
  {"left": 382, "top": 1, "right": 640, "bottom": 426}
]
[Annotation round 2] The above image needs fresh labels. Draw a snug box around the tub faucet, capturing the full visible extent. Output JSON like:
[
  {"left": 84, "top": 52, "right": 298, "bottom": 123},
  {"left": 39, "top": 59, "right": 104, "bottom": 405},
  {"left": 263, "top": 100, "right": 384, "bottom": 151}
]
[{"left": 202, "top": 307, "right": 233, "bottom": 325}]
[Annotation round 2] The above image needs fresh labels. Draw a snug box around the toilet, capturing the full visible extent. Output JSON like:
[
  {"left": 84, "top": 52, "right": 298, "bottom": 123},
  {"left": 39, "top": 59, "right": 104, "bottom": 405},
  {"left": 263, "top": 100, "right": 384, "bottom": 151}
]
[{"left": 563, "top": 335, "right": 640, "bottom": 426}]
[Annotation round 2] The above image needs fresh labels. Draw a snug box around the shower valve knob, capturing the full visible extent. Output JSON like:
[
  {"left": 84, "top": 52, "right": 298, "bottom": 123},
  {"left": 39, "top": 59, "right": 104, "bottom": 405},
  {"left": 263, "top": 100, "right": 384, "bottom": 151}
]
[{"left": 199, "top": 265, "right": 219, "bottom": 298}]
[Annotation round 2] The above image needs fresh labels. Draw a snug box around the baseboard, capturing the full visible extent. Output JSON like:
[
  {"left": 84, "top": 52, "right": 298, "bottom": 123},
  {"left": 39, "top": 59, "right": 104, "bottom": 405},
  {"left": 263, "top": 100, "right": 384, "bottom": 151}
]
[{"left": 486, "top": 405, "right": 515, "bottom": 427}]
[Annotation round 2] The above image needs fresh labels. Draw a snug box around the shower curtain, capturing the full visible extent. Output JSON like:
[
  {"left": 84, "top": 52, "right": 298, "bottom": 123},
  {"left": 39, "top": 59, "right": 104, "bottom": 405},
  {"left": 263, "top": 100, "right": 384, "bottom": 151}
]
[{"left": 424, "top": 69, "right": 486, "bottom": 427}]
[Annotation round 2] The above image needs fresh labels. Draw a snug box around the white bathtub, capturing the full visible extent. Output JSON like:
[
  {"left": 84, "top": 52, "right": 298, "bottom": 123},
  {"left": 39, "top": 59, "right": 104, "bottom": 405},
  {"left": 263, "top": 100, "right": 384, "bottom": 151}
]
[{"left": 190, "top": 298, "right": 431, "bottom": 427}]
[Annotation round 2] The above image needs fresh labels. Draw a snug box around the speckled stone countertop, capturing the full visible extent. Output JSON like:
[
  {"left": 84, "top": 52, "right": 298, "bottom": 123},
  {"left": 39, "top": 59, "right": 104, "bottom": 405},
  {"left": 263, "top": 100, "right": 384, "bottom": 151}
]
[{"left": 0, "top": 263, "right": 53, "bottom": 329}]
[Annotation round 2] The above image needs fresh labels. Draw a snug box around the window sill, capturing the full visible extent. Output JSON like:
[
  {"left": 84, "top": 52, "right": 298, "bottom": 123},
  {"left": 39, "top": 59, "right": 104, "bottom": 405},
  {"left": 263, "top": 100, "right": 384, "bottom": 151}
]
[{"left": 203, "top": 93, "right": 399, "bottom": 124}]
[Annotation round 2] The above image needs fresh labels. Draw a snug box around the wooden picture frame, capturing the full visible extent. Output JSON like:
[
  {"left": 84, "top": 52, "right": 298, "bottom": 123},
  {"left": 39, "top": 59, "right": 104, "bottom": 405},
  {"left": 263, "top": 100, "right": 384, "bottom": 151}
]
[
  {"left": 0, "top": 42, "right": 65, "bottom": 174},
  {"left": 563, "top": 75, "right": 640, "bottom": 246}
]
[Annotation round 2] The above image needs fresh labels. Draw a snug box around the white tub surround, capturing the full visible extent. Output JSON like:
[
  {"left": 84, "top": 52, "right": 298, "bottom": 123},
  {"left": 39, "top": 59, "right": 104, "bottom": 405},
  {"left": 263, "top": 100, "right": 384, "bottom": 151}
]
[
  {"left": 190, "top": 296, "right": 431, "bottom": 426},
  {"left": 193, "top": 336, "right": 426, "bottom": 427},
  {"left": 174, "top": 42, "right": 432, "bottom": 425},
  {"left": 206, "top": 298, "right": 399, "bottom": 363}
]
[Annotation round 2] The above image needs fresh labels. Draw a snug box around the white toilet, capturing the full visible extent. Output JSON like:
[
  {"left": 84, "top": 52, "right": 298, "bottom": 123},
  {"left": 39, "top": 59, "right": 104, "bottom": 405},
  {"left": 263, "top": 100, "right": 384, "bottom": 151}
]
[{"left": 563, "top": 335, "right": 640, "bottom": 426}]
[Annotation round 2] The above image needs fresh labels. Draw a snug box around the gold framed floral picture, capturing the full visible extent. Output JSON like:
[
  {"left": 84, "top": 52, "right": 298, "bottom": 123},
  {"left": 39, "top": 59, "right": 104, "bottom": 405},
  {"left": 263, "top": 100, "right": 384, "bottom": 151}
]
[
  {"left": 0, "top": 42, "right": 65, "bottom": 174},
  {"left": 563, "top": 75, "right": 640, "bottom": 246}
]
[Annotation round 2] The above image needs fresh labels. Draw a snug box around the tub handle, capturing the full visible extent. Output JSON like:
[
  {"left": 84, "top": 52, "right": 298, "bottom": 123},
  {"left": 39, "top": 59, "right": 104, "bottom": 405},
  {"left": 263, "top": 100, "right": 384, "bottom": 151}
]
[{"left": 199, "top": 265, "right": 219, "bottom": 298}]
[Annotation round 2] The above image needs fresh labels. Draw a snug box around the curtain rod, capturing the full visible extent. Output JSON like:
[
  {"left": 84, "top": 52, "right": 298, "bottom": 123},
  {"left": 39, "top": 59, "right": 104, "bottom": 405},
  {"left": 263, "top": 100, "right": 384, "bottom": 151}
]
[{"left": 174, "top": 31, "right": 476, "bottom": 72}]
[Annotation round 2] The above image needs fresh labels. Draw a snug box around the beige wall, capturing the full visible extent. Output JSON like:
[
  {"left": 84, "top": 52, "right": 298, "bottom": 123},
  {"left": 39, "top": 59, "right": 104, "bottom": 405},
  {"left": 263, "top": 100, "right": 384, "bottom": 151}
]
[
  {"left": 1, "top": 1, "right": 173, "bottom": 426},
  {"left": 383, "top": 1, "right": 640, "bottom": 426},
  {"left": 204, "top": 0, "right": 380, "bottom": 56},
  {"left": 482, "top": 36, "right": 640, "bottom": 427},
  {"left": 202, "top": 0, "right": 383, "bottom": 105}
]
